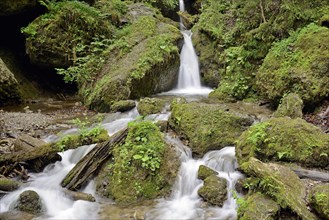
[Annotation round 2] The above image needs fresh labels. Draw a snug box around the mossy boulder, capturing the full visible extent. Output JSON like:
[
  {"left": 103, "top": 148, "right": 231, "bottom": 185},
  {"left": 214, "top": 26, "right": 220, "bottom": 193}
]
[
  {"left": 15, "top": 190, "right": 43, "bottom": 215},
  {"left": 197, "top": 165, "right": 218, "bottom": 180},
  {"left": 22, "top": 1, "right": 114, "bottom": 68},
  {"left": 273, "top": 93, "right": 303, "bottom": 118},
  {"left": 79, "top": 3, "right": 181, "bottom": 112},
  {"left": 169, "top": 102, "right": 253, "bottom": 156},
  {"left": 256, "top": 24, "right": 329, "bottom": 107},
  {"left": 95, "top": 120, "right": 179, "bottom": 204},
  {"left": 0, "top": 58, "right": 21, "bottom": 106},
  {"left": 309, "top": 183, "right": 329, "bottom": 219},
  {"left": 198, "top": 175, "right": 227, "bottom": 206},
  {"left": 110, "top": 100, "right": 136, "bottom": 113},
  {"left": 241, "top": 157, "right": 317, "bottom": 220},
  {"left": 0, "top": 0, "right": 37, "bottom": 16},
  {"left": 236, "top": 117, "right": 329, "bottom": 168},
  {"left": 238, "top": 192, "right": 280, "bottom": 220},
  {"left": 137, "top": 98, "right": 166, "bottom": 116},
  {"left": 0, "top": 178, "right": 21, "bottom": 191}
]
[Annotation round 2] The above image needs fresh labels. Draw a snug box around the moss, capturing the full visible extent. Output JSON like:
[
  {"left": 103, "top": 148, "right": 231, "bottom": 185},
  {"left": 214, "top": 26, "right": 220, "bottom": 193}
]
[
  {"left": 241, "top": 157, "right": 317, "bottom": 220},
  {"left": 15, "top": 190, "right": 43, "bottom": 214},
  {"left": 256, "top": 23, "right": 329, "bottom": 107},
  {"left": 0, "top": 178, "right": 21, "bottom": 191},
  {"left": 0, "top": 0, "right": 37, "bottom": 16},
  {"left": 169, "top": 102, "right": 253, "bottom": 156},
  {"left": 198, "top": 175, "right": 227, "bottom": 206},
  {"left": 273, "top": 93, "right": 303, "bottom": 118},
  {"left": 238, "top": 192, "right": 280, "bottom": 220},
  {"left": 100, "top": 120, "right": 179, "bottom": 204},
  {"left": 137, "top": 98, "right": 166, "bottom": 116},
  {"left": 309, "top": 184, "right": 329, "bottom": 219},
  {"left": 197, "top": 165, "right": 218, "bottom": 180},
  {"left": 111, "top": 100, "right": 136, "bottom": 112},
  {"left": 236, "top": 117, "right": 329, "bottom": 168}
]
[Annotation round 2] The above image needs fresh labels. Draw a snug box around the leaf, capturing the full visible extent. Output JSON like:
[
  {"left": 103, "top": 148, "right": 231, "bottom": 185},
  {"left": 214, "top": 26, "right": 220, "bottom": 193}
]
[{"left": 133, "top": 154, "right": 143, "bottom": 159}]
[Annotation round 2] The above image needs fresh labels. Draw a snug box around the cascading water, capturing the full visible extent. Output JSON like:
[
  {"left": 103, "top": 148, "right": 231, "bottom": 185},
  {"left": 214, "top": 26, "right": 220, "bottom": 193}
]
[{"left": 146, "top": 135, "right": 244, "bottom": 219}]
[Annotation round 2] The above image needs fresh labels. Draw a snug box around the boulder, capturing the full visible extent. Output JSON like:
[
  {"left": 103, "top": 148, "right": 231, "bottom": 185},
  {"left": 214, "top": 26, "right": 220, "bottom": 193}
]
[
  {"left": 0, "top": 211, "right": 34, "bottom": 220},
  {"left": 197, "top": 165, "right": 218, "bottom": 180},
  {"left": 256, "top": 24, "right": 329, "bottom": 107},
  {"left": 309, "top": 183, "right": 329, "bottom": 219},
  {"left": 13, "top": 134, "right": 47, "bottom": 152},
  {"left": 240, "top": 157, "right": 317, "bottom": 220},
  {"left": 236, "top": 117, "right": 329, "bottom": 168},
  {"left": 15, "top": 190, "right": 43, "bottom": 214},
  {"left": 0, "top": 0, "right": 37, "bottom": 16},
  {"left": 169, "top": 102, "right": 253, "bottom": 156},
  {"left": 0, "top": 58, "right": 20, "bottom": 106},
  {"left": 273, "top": 93, "right": 303, "bottom": 118},
  {"left": 198, "top": 175, "right": 227, "bottom": 206},
  {"left": 110, "top": 100, "right": 136, "bottom": 112},
  {"left": 238, "top": 192, "right": 280, "bottom": 220},
  {"left": 137, "top": 98, "right": 166, "bottom": 116},
  {"left": 0, "top": 177, "right": 21, "bottom": 191}
]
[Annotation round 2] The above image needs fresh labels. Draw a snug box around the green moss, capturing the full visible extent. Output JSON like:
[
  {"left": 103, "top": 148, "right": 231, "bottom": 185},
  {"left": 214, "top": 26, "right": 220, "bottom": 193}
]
[
  {"left": 197, "top": 165, "right": 218, "bottom": 180},
  {"left": 273, "top": 93, "right": 303, "bottom": 118},
  {"left": 256, "top": 23, "right": 329, "bottom": 106},
  {"left": 309, "top": 184, "right": 329, "bottom": 219},
  {"left": 137, "top": 97, "right": 166, "bottom": 116},
  {"left": 198, "top": 175, "right": 227, "bottom": 206},
  {"left": 0, "top": 0, "right": 36, "bottom": 16},
  {"left": 111, "top": 100, "right": 136, "bottom": 112},
  {"left": 0, "top": 178, "right": 21, "bottom": 191},
  {"left": 236, "top": 117, "right": 329, "bottom": 168},
  {"left": 105, "top": 120, "right": 178, "bottom": 204},
  {"left": 169, "top": 102, "right": 253, "bottom": 156}
]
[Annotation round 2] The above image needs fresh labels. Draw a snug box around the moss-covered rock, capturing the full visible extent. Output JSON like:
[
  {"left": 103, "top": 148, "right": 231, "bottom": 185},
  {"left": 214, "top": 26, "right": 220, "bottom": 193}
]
[
  {"left": 197, "top": 165, "right": 218, "bottom": 180},
  {"left": 0, "top": 178, "right": 21, "bottom": 191},
  {"left": 309, "top": 183, "right": 329, "bottom": 219},
  {"left": 110, "top": 100, "right": 136, "bottom": 113},
  {"left": 22, "top": 1, "right": 114, "bottom": 68},
  {"left": 273, "top": 93, "right": 303, "bottom": 118},
  {"left": 256, "top": 24, "right": 329, "bottom": 107},
  {"left": 241, "top": 157, "right": 317, "bottom": 220},
  {"left": 137, "top": 98, "right": 166, "bottom": 116},
  {"left": 236, "top": 117, "right": 329, "bottom": 168},
  {"left": 238, "top": 192, "right": 280, "bottom": 220},
  {"left": 15, "top": 190, "right": 43, "bottom": 215},
  {"left": 96, "top": 120, "right": 179, "bottom": 204},
  {"left": 198, "top": 175, "right": 227, "bottom": 206},
  {"left": 169, "top": 102, "right": 253, "bottom": 156},
  {"left": 0, "top": 0, "right": 37, "bottom": 16},
  {"left": 0, "top": 58, "right": 21, "bottom": 106}
]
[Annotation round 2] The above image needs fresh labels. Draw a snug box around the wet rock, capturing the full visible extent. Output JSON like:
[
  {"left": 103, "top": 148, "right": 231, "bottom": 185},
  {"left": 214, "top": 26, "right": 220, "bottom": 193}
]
[
  {"left": 15, "top": 190, "right": 43, "bottom": 214},
  {"left": 198, "top": 175, "right": 227, "bottom": 206},
  {"left": 240, "top": 157, "right": 317, "bottom": 220},
  {"left": 197, "top": 165, "right": 218, "bottom": 180},
  {"left": 0, "top": 211, "right": 34, "bottom": 220},
  {"left": 155, "top": 120, "right": 168, "bottom": 132},
  {"left": 0, "top": 177, "right": 21, "bottom": 191},
  {"left": 273, "top": 93, "right": 303, "bottom": 119},
  {"left": 111, "top": 100, "right": 136, "bottom": 112},
  {"left": 236, "top": 117, "right": 329, "bottom": 168},
  {"left": 309, "top": 183, "right": 329, "bottom": 219},
  {"left": 137, "top": 98, "right": 166, "bottom": 116},
  {"left": 13, "top": 134, "right": 47, "bottom": 152},
  {"left": 238, "top": 192, "right": 280, "bottom": 220}
]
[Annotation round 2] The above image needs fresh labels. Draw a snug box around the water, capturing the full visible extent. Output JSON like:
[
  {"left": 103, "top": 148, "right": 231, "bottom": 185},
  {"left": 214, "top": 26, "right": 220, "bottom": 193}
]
[{"left": 147, "top": 135, "right": 243, "bottom": 219}]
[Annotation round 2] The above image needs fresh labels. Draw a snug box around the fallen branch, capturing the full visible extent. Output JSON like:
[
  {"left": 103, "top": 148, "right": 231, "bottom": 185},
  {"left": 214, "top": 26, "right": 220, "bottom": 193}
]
[
  {"left": 63, "top": 189, "right": 96, "bottom": 202},
  {"left": 291, "top": 167, "right": 329, "bottom": 182}
]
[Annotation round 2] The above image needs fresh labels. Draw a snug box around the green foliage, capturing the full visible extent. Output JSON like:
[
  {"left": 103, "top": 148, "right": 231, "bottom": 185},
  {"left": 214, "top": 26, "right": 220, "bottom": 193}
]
[{"left": 135, "top": 0, "right": 178, "bottom": 10}]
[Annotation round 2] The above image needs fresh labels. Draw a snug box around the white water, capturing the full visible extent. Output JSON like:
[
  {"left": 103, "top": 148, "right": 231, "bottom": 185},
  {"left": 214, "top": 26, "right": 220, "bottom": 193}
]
[{"left": 146, "top": 136, "right": 243, "bottom": 220}]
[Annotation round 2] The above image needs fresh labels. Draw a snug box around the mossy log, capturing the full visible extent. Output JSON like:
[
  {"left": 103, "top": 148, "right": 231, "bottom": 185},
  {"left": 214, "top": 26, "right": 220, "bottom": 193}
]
[
  {"left": 291, "top": 168, "right": 329, "bottom": 182},
  {"left": 61, "top": 128, "right": 128, "bottom": 191},
  {"left": 63, "top": 189, "right": 96, "bottom": 202}
]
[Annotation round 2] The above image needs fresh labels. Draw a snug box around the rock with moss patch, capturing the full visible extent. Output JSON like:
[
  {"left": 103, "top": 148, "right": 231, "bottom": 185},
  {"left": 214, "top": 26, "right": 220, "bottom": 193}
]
[
  {"left": 238, "top": 192, "right": 280, "bottom": 220},
  {"left": 15, "top": 190, "right": 43, "bottom": 214},
  {"left": 95, "top": 120, "right": 179, "bottom": 204},
  {"left": 273, "top": 93, "right": 303, "bottom": 118},
  {"left": 256, "top": 24, "right": 329, "bottom": 107},
  {"left": 241, "top": 157, "right": 317, "bottom": 220},
  {"left": 236, "top": 117, "right": 329, "bottom": 168},
  {"left": 110, "top": 100, "right": 136, "bottom": 112},
  {"left": 198, "top": 175, "right": 227, "bottom": 206},
  {"left": 0, "top": 58, "right": 21, "bottom": 106},
  {"left": 309, "top": 183, "right": 329, "bottom": 219},
  {"left": 169, "top": 102, "right": 253, "bottom": 156},
  {"left": 197, "top": 165, "right": 218, "bottom": 180},
  {"left": 0, "top": 178, "right": 21, "bottom": 191},
  {"left": 0, "top": 0, "right": 37, "bottom": 16},
  {"left": 137, "top": 98, "right": 166, "bottom": 116},
  {"left": 0, "top": 211, "right": 34, "bottom": 220}
]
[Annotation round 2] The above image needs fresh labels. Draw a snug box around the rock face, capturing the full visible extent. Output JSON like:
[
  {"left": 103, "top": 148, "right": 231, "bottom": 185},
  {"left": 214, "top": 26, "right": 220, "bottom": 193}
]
[
  {"left": 169, "top": 102, "right": 253, "bottom": 156},
  {"left": 240, "top": 157, "right": 317, "bottom": 220},
  {"left": 0, "top": 58, "right": 20, "bottom": 106},
  {"left": 0, "top": 0, "right": 37, "bottom": 16},
  {"left": 96, "top": 120, "right": 179, "bottom": 204},
  {"left": 15, "top": 190, "right": 43, "bottom": 214},
  {"left": 309, "top": 183, "right": 329, "bottom": 219},
  {"left": 137, "top": 98, "right": 166, "bottom": 116},
  {"left": 197, "top": 165, "right": 218, "bottom": 180},
  {"left": 238, "top": 192, "right": 280, "bottom": 220},
  {"left": 198, "top": 175, "right": 227, "bottom": 206},
  {"left": 256, "top": 24, "right": 329, "bottom": 107},
  {"left": 236, "top": 117, "right": 329, "bottom": 168},
  {"left": 273, "top": 93, "right": 303, "bottom": 118}
]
